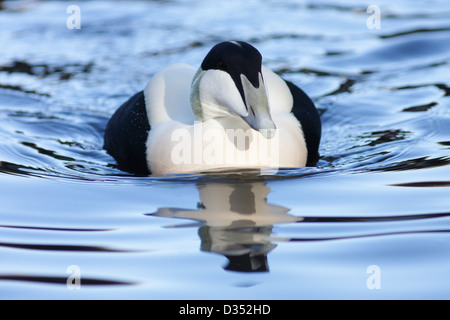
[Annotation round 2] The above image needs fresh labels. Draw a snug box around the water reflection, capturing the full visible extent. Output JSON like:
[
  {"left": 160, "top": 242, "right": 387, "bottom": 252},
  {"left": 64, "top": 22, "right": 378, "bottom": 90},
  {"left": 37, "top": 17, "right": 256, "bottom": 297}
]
[{"left": 149, "top": 181, "right": 301, "bottom": 272}]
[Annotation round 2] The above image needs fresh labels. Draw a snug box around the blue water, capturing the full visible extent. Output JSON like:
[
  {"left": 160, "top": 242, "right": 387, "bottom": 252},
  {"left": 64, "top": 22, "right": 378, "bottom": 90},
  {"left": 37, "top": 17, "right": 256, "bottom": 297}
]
[{"left": 1, "top": 0, "right": 450, "bottom": 299}]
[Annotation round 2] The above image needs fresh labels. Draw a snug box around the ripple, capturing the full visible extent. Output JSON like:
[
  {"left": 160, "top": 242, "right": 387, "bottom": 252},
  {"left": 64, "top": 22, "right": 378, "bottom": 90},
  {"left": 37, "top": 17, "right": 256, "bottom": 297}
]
[
  {"left": 380, "top": 27, "right": 450, "bottom": 39},
  {"left": 314, "top": 31, "right": 450, "bottom": 74},
  {"left": 0, "top": 241, "right": 128, "bottom": 252},
  {"left": 390, "top": 181, "right": 450, "bottom": 188},
  {"left": 0, "top": 224, "right": 113, "bottom": 232},
  {"left": 283, "top": 229, "right": 450, "bottom": 242},
  {"left": 0, "top": 274, "right": 134, "bottom": 286},
  {"left": 373, "top": 156, "right": 450, "bottom": 172},
  {"left": 301, "top": 212, "right": 450, "bottom": 223}
]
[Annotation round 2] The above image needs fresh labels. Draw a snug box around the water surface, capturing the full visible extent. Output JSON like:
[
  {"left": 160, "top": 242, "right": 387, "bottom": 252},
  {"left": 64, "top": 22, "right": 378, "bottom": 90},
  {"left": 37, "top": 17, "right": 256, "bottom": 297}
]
[{"left": 1, "top": 0, "right": 450, "bottom": 299}]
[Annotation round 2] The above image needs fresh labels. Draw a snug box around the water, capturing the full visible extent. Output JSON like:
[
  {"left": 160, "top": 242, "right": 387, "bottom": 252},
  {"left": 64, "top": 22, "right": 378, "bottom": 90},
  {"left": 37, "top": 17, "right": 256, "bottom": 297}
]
[{"left": 1, "top": 0, "right": 450, "bottom": 299}]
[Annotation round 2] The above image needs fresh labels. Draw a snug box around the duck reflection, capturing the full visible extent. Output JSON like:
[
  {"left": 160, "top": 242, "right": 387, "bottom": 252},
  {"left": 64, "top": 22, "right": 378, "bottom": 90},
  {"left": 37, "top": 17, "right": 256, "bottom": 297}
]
[{"left": 150, "top": 181, "right": 301, "bottom": 272}]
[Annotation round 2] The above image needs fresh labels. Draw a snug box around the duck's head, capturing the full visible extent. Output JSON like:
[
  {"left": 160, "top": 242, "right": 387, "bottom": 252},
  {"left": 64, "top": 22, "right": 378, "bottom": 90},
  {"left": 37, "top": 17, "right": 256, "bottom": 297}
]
[{"left": 190, "top": 41, "right": 276, "bottom": 137}]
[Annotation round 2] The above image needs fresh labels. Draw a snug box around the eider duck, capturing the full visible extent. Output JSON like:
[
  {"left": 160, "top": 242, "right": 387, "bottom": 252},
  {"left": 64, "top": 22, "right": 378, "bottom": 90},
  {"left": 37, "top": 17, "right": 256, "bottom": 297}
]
[{"left": 104, "top": 41, "right": 321, "bottom": 175}]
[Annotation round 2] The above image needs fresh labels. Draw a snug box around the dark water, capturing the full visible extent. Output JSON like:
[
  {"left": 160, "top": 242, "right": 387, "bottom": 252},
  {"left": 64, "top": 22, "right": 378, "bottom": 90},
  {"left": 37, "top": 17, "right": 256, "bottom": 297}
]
[{"left": 1, "top": 0, "right": 450, "bottom": 299}]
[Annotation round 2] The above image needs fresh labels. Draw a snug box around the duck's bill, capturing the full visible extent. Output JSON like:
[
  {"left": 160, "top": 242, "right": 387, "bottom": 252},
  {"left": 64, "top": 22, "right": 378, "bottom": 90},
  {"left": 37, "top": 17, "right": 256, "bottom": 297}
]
[{"left": 240, "top": 73, "right": 276, "bottom": 139}]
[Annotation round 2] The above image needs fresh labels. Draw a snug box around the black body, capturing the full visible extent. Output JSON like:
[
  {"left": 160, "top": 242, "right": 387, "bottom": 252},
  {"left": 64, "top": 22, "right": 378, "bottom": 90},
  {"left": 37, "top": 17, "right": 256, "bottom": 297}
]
[
  {"left": 104, "top": 91, "right": 151, "bottom": 175},
  {"left": 286, "top": 81, "right": 321, "bottom": 166}
]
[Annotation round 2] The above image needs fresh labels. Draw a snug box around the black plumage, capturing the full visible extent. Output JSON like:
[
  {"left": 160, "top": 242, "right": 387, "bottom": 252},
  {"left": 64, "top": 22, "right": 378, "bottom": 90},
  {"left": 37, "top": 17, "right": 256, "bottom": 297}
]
[
  {"left": 285, "top": 81, "right": 321, "bottom": 166},
  {"left": 104, "top": 91, "right": 151, "bottom": 175}
]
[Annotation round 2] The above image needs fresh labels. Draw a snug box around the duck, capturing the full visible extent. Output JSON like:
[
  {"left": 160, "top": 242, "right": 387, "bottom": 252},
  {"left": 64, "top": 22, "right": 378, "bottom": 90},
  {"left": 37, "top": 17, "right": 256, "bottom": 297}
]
[{"left": 104, "top": 41, "right": 321, "bottom": 176}]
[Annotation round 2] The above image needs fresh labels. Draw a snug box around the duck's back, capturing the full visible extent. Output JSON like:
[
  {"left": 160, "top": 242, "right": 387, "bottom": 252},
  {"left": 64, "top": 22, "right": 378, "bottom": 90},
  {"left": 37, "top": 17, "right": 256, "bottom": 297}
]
[{"left": 144, "top": 64, "right": 196, "bottom": 127}]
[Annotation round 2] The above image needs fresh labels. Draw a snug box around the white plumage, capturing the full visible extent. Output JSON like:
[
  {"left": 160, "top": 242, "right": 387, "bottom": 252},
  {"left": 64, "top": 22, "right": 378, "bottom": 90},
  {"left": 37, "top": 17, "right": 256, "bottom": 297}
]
[{"left": 144, "top": 64, "right": 306, "bottom": 175}]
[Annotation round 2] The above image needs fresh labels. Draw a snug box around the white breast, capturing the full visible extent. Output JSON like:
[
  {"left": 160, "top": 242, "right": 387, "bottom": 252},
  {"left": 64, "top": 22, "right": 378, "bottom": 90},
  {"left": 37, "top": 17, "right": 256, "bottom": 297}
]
[{"left": 144, "top": 64, "right": 307, "bottom": 176}]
